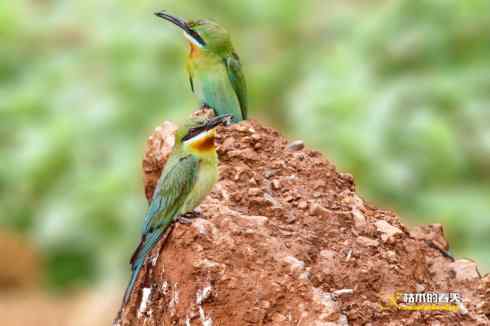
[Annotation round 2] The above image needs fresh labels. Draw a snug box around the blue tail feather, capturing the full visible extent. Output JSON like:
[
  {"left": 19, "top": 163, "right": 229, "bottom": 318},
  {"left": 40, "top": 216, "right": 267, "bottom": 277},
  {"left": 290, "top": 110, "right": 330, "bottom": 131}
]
[
  {"left": 123, "top": 262, "right": 143, "bottom": 304},
  {"left": 123, "top": 226, "right": 169, "bottom": 303}
]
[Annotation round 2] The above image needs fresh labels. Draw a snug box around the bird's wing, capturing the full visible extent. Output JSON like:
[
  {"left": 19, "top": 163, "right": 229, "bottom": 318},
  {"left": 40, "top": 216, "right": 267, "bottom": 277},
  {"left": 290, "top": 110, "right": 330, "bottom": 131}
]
[
  {"left": 225, "top": 52, "right": 248, "bottom": 119},
  {"left": 187, "top": 61, "right": 195, "bottom": 92},
  {"left": 130, "top": 154, "right": 199, "bottom": 266}
]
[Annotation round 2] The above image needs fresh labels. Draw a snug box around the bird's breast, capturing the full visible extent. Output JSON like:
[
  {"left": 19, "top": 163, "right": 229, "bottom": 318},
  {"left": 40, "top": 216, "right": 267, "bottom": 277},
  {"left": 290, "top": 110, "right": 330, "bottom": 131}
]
[{"left": 191, "top": 134, "right": 216, "bottom": 152}]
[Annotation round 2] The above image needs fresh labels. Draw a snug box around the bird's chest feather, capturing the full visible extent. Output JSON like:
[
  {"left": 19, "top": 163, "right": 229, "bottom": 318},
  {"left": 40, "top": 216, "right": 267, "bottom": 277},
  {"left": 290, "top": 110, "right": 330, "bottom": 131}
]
[
  {"left": 189, "top": 51, "right": 225, "bottom": 80},
  {"left": 190, "top": 59, "right": 233, "bottom": 98},
  {"left": 184, "top": 160, "right": 218, "bottom": 211}
]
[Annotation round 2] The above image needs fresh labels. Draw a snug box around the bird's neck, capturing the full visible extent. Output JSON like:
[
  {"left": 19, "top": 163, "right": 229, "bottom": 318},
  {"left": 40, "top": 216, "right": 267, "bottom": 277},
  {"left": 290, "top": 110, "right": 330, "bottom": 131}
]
[
  {"left": 189, "top": 41, "right": 201, "bottom": 59},
  {"left": 188, "top": 42, "right": 227, "bottom": 64},
  {"left": 181, "top": 137, "right": 218, "bottom": 164}
]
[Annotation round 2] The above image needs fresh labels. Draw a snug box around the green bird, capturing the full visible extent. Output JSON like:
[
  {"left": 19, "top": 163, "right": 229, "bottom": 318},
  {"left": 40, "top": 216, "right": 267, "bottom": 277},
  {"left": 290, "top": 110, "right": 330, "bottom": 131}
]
[
  {"left": 123, "top": 114, "right": 231, "bottom": 304},
  {"left": 155, "top": 11, "right": 247, "bottom": 123}
]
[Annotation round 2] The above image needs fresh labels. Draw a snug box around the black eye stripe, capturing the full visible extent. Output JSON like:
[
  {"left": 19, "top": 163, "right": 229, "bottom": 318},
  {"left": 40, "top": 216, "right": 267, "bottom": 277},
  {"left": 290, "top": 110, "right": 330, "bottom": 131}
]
[
  {"left": 182, "top": 125, "right": 206, "bottom": 142},
  {"left": 187, "top": 29, "right": 206, "bottom": 46},
  {"left": 181, "top": 115, "right": 231, "bottom": 142}
]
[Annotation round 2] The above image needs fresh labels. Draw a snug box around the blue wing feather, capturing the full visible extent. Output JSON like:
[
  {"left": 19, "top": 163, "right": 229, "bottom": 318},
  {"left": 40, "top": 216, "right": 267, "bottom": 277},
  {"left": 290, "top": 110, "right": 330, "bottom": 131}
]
[
  {"left": 123, "top": 154, "right": 199, "bottom": 303},
  {"left": 225, "top": 53, "right": 247, "bottom": 120}
]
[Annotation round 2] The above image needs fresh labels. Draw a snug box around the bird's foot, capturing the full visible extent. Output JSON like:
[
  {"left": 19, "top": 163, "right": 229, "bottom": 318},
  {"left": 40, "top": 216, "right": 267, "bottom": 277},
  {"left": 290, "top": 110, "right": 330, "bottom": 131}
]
[
  {"left": 191, "top": 208, "right": 203, "bottom": 219},
  {"left": 176, "top": 210, "right": 203, "bottom": 224},
  {"left": 426, "top": 240, "right": 455, "bottom": 261},
  {"left": 176, "top": 216, "right": 193, "bottom": 225}
]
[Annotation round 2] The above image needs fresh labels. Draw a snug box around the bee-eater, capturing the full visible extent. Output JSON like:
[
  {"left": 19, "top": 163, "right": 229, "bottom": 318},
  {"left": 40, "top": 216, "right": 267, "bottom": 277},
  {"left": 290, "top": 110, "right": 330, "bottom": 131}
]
[
  {"left": 123, "top": 114, "right": 231, "bottom": 304},
  {"left": 155, "top": 11, "right": 247, "bottom": 123}
]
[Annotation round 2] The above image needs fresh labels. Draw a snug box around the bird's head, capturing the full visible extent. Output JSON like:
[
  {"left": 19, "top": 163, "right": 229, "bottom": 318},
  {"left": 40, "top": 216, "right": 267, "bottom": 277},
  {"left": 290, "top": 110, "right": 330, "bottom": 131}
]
[
  {"left": 175, "top": 114, "right": 232, "bottom": 158},
  {"left": 155, "top": 11, "right": 234, "bottom": 56}
]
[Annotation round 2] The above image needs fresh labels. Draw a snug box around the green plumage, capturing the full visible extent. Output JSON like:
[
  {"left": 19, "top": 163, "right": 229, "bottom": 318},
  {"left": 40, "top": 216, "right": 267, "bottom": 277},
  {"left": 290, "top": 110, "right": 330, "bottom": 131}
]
[
  {"left": 225, "top": 53, "right": 248, "bottom": 120},
  {"left": 156, "top": 12, "right": 248, "bottom": 122},
  {"left": 123, "top": 117, "right": 221, "bottom": 303},
  {"left": 188, "top": 51, "right": 247, "bottom": 123}
]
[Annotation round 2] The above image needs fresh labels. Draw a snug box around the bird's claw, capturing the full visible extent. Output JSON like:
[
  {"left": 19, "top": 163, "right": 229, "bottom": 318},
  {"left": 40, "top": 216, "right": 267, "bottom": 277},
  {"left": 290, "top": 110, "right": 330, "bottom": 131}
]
[
  {"left": 191, "top": 209, "right": 204, "bottom": 219},
  {"left": 176, "top": 210, "right": 203, "bottom": 224},
  {"left": 176, "top": 216, "right": 194, "bottom": 225},
  {"left": 426, "top": 240, "right": 455, "bottom": 261}
]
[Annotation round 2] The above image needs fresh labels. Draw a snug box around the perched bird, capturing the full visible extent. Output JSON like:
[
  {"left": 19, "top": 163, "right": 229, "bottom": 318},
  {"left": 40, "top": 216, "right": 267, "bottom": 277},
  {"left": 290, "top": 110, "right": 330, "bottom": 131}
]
[
  {"left": 155, "top": 11, "right": 247, "bottom": 123},
  {"left": 123, "top": 114, "right": 231, "bottom": 304}
]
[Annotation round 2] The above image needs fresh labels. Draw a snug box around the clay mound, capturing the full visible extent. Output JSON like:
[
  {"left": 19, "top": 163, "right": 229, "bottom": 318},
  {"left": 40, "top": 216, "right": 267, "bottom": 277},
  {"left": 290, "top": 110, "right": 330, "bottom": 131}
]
[{"left": 115, "top": 120, "right": 489, "bottom": 325}]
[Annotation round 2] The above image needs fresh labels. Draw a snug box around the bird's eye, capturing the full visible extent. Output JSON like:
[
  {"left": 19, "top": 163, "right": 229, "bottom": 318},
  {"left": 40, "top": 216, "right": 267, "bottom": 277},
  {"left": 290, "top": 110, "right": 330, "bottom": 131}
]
[
  {"left": 182, "top": 125, "right": 205, "bottom": 142},
  {"left": 189, "top": 20, "right": 205, "bottom": 27}
]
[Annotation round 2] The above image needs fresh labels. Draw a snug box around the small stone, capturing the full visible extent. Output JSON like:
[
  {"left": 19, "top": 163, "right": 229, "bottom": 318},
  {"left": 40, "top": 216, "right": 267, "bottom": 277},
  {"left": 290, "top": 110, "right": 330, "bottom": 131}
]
[
  {"left": 288, "top": 140, "right": 304, "bottom": 151},
  {"left": 450, "top": 259, "right": 480, "bottom": 281},
  {"left": 286, "top": 215, "right": 297, "bottom": 224},
  {"left": 235, "top": 124, "right": 248, "bottom": 132},
  {"left": 352, "top": 208, "right": 367, "bottom": 230},
  {"left": 295, "top": 153, "right": 305, "bottom": 161},
  {"left": 272, "top": 161, "right": 284, "bottom": 169},
  {"left": 248, "top": 188, "right": 261, "bottom": 196},
  {"left": 336, "top": 314, "right": 349, "bottom": 326},
  {"left": 271, "top": 179, "right": 281, "bottom": 190},
  {"left": 339, "top": 172, "right": 355, "bottom": 185},
  {"left": 356, "top": 236, "right": 379, "bottom": 247},
  {"left": 313, "top": 180, "right": 326, "bottom": 190},
  {"left": 320, "top": 249, "right": 336, "bottom": 260},
  {"left": 263, "top": 169, "right": 276, "bottom": 178},
  {"left": 375, "top": 220, "right": 402, "bottom": 242},
  {"left": 298, "top": 201, "right": 308, "bottom": 210},
  {"left": 309, "top": 203, "right": 331, "bottom": 218},
  {"left": 271, "top": 313, "right": 287, "bottom": 322},
  {"left": 241, "top": 148, "right": 259, "bottom": 160},
  {"left": 222, "top": 137, "right": 235, "bottom": 151},
  {"left": 261, "top": 300, "right": 271, "bottom": 309},
  {"left": 385, "top": 250, "right": 398, "bottom": 262},
  {"left": 263, "top": 193, "right": 281, "bottom": 208},
  {"left": 332, "top": 289, "right": 353, "bottom": 297},
  {"left": 228, "top": 150, "right": 241, "bottom": 158},
  {"left": 410, "top": 224, "right": 449, "bottom": 251},
  {"left": 233, "top": 166, "right": 249, "bottom": 181},
  {"left": 231, "top": 192, "right": 242, "bottom": 201}
]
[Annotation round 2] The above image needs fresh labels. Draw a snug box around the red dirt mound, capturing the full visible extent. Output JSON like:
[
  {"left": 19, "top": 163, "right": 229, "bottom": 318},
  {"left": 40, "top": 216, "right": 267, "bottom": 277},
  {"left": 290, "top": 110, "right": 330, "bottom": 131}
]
[{"left": 115, "top": 120, "right": 489, "bottom": 325}]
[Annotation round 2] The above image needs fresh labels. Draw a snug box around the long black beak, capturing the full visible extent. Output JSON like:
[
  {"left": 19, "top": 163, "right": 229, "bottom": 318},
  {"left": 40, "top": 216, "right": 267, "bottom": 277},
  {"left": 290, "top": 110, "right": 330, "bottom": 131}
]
[
  {"left": 182, "top": 114, "right": 232, "bottom": 142},
  {"left": 205, "top": 114, "right": 233, "bottom": 130},
  {"left": 154, "top": 11, "right": 206, "bottom": 47}
]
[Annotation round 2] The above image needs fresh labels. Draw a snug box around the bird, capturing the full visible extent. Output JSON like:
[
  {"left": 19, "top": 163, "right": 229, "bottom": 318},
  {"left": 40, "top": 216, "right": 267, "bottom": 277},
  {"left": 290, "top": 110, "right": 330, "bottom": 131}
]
[
  {"left": 155, "top": 11, "right": 247, "bottom": 123},
  {"left": 122, "top": 114, "right": 231, "bottom": 304}
]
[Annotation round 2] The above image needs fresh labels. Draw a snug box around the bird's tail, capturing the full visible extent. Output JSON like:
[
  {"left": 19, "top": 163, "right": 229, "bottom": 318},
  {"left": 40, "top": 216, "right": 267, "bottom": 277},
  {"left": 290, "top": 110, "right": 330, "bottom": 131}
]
[
  {"left": 123, "top": 261, "right": 143, "bottom": 304},
  {"left": 121, "top": 219, "right": 176, "bottom": 304}
]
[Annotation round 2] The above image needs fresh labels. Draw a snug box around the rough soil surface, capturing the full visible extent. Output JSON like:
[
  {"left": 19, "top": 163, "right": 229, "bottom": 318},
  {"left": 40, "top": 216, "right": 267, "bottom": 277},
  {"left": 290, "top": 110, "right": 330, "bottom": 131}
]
[{"left": 115, "top": 120, "right": 489, "bottom": 325}]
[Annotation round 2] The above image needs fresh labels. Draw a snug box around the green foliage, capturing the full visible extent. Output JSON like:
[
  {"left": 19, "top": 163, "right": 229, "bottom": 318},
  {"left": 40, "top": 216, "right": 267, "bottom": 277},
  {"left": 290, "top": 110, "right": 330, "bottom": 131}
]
[
  {"left": 1, "top": 0, "right": 488, "bottom": 290},
  {"left": 290, "top": 0, "right": 490, "bottom": 271}
]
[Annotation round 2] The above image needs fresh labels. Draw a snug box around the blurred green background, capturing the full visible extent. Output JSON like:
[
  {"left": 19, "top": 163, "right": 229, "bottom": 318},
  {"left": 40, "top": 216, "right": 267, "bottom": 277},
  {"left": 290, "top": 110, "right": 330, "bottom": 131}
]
[{"left": 1, "top": 0, "right": 489, "bottom": 318}]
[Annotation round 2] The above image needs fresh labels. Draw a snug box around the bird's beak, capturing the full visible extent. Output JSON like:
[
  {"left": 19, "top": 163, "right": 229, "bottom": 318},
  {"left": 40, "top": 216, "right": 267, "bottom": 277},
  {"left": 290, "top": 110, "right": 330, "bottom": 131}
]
[
  {"left": 204, "top": 114, "right": 233, "bottom": 130},
  {"left": 154, "top": 11, "right": 206, "bottom": 47},
  {"left": 182, "top": 114, "right": 232, "bottom": 142}
]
